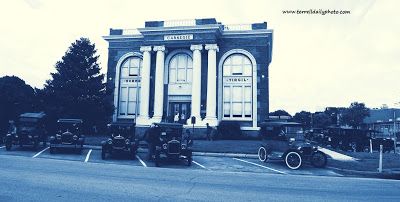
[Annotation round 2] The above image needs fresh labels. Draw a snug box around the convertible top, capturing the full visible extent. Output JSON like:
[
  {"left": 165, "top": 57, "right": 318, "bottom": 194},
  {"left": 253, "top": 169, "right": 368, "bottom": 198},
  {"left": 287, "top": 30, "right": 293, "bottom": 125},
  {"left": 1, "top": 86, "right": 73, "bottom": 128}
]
[
  {"left": 260, "top": 121, "right": 302, "bottom": 127},
  {"left": 57, "top": 119, "right": 83, "bottom": 124},
  {"left": 19, "top": 112, "right": 46, "bottom": 119}
]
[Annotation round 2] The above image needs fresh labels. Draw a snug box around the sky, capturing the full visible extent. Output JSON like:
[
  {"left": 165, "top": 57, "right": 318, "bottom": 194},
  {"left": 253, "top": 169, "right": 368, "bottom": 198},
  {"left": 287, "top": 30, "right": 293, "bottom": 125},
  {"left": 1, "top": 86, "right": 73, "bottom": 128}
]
[{"left": 0, "top": 0, "right": 399, "bottom": 115}]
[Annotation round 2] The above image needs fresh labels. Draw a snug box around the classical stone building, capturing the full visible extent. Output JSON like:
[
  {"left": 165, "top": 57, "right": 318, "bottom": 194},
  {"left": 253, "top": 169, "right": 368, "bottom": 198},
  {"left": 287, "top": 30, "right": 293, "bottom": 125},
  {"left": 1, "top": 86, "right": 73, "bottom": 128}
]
[{"left": 103, "top": 18, "right": 273, "bottom": 135}]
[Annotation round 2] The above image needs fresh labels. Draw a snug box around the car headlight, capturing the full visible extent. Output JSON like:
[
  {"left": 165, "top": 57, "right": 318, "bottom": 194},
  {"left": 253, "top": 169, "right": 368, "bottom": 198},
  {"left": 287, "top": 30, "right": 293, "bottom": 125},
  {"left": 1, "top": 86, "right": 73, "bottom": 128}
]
[
  {"left": 73, "top": 135, "right": 78, "bottom": 140},
  {"left": 162, "top": 143, "right": 168, "bottom": 149},
  {"left": 181, "top": 144, "right": 187, "bottom": 149},
  {"left": 15, "top": 135, "right": 19, "bottom": 138},
  {"left": 125, "top": 139, "right": 130, "bottom": 144},
  {"left": 107, "top": 139, "right": 112, "bottom": 144}
]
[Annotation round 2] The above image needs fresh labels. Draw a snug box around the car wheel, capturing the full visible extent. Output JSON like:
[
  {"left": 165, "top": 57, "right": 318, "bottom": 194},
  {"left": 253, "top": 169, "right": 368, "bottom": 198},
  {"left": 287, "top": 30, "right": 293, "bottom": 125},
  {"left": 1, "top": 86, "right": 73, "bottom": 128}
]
[
  {"left": 187, "top": 155, "right": 192, "bottom": 166},
  {"left": 311, "top": 151, "right": 327, "bottom": 168},
  {"left": 155, "top": 151, "right": 160, "bottom": 167},
  {"left": 101, "top": 150, "right": 106, "bottom": 160},
  {"left": 5, "top": 142, "right": 12, "bottom": 151},
  {"left": 50, "top": 147, "right": 55, "bottom": 154},
  {"left": 258, "top": 146, "right": 268, "bottom": 163},
  {"left": 285, "top": 151, "right": 302, "bottom": 170}
]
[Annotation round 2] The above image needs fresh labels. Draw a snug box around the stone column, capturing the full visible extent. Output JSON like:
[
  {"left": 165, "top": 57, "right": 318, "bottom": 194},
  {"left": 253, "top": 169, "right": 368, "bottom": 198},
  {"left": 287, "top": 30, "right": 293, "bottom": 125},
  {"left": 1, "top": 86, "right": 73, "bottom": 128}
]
[
  {"left": 152, "top": 45, "right": 166, "bottom": 122},
  {"left": 136, "top": 46, "right": 152, "bottom": 125},
  {"left": 188, "top": 44, "right": 203, "bottom": 125},
  {"left": 204, "top": 44, "right": 219, "bottom": 126}
]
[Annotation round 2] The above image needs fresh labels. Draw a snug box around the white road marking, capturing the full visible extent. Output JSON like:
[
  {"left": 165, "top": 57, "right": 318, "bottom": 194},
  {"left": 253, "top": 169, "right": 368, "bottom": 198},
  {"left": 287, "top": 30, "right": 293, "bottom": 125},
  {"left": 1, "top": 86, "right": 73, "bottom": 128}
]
[
  {"left": 0, "top": 146, "right": 5, "bottom": 149},
  {"left": 136, "top": 155, "right": 147, "bottom": 167},
  {"left": 32, "top": 147, "right": 49, "bottom": 158},
  {"left": 84, "top": 149, "right": 92, "bottom": 163},
  {"left": 192, "top": 160, "right": 209, "bottom": 170},
  {"left": 232, "top": 158, "right": 287, "bottom": 175}
]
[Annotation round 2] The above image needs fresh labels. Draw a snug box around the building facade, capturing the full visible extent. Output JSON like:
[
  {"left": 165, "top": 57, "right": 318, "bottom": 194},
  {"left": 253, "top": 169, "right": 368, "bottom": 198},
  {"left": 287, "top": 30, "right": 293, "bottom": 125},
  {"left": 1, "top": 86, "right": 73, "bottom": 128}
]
[
  {"left": 103, "top": 18, "right": 273, "bottom": 133},
  {"left": 364, "top": 108, "right": 400, "bottom": 137}
]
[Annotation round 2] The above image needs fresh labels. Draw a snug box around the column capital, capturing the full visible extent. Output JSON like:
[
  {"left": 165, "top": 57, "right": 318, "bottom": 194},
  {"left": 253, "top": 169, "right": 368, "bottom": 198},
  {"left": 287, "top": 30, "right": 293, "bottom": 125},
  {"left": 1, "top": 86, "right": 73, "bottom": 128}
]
[
  {"left": 140, "top": 46, "right": 152, "bottom": 52},
  {"left": 205, "top": 44, "right": 219, "bottom": 52},
  {"left": 153, "top": 45, "right": 166, "bottom": 52},
  {"left": 190, "top": 44, "right": 203, "bottom": 51}
]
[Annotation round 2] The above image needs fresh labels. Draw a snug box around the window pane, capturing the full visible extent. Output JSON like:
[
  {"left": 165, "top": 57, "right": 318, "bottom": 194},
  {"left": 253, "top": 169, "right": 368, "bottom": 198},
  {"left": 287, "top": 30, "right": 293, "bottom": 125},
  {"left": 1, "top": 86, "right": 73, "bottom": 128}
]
[
  {"left": 223, "top": 86, "right": 231, "bottom": 101},
  {"left": 122, "top": 60, "right": 129, "bottom": 68},
  {"left": 223, "top": 102, "right": 230, "bottom": 117},
  {"left": 187, "top": 68, "right": 192, "bottom": 82},
  {"left": 188, "top": 58, "right": 193, "bottom": 69},
  {"left": 120, "top": 87, "right": 128, "bottom": 101},
  {"left": 232, "top": 102, "right": 242, "bottom": 116},
  {"left": 129, "top": 67, "right": 139, "bottom": 76},
  {"left": 245, "top": 102, "right": 252, "bottom": 117},
  {"left": 130, "top": 58, "right": 140, "bottom": 67},
  {"left": 127, "top": 101, "right": 136, "bottom": 115},
  {"left": 232, "top": 65, "right": 242, "bottom": 75},
  {"left": 128, "top": 87, "right": 137, "bottom": 102},
  {"left": 243, "top": 64, "right": 252, "bottom": 76},
  {"left": 170, "top": 58, "right": 177, "bottom": 69},
  {"left": 177, "top": 55, "right": 185, "bottom": 68},
  {"left": 169, "top": 69, "right": 176, "bottom": 82},
  {"left": 232, "top": 86, "right": 242, "bottom": 102},
  {"left": 119, "top": 101, "right": 127, "bottom": 115},
  {"left": 223, "top": 65, "right": 231, "bottom": 76},
  {"left": 177, "top": 68, "right": 185, "bottom": 82},
  {"left": 244, "top": 86, "right": 252, "bottom": 102},
  {"left": 121, "top": 67, "right": 128, "bottom": 77},
  {"left": 232, "top": 55, "right": 242, "bottom": 65},
  {"left": 243, "top": 57, "right": 251, "bottom": 65}
]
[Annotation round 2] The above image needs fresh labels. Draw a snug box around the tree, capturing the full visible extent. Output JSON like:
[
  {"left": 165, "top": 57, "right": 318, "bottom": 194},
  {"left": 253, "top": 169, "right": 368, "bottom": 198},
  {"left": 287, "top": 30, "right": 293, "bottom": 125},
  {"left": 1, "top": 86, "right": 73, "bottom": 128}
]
[
  {"left": 292, "top": 111, "right": 312, "bottom": 129},
  {"left": 269, "top": 110, "right": 291, "bottom": 117},
  {"left": 43, "top": 38, "right": 113, "bottom": 134},
  {"left": 342, "top": 102, "right": 370, "bottom": 128},
  {"left": 313, "top": 112, "right": 333, "bottom": 128},
  {"left": 0, "top": 76, "right": 37, "bottom": 134}
]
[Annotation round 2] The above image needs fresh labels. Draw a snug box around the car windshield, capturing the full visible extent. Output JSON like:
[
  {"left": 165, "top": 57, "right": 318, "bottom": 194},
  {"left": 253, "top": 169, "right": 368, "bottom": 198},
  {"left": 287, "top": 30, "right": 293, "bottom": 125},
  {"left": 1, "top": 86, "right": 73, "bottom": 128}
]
[
  {"left": 18, "top": 121, "right": 36, "bottom": 131},
  {"left": 285, "top": 126, "right": 305, "bottom": 140},
  {"left": 59, "top": 123, "right": 79, "bottom": 133}
]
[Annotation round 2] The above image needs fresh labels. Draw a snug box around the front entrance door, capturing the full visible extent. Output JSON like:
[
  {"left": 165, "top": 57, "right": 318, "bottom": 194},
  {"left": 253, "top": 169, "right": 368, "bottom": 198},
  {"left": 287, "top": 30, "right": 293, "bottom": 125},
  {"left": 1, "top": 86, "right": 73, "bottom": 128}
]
[{"left": 168, "top": 102, "right": 191, "bottom": 124}]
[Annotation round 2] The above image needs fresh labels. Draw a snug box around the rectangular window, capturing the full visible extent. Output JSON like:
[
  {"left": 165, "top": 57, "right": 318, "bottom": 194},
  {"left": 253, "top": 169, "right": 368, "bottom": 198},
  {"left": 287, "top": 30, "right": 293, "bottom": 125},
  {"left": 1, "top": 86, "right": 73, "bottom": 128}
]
[
  {"left": 232, "top": 102, "right": 242, "bottom": 117},
  {"left": 119, "top": 86, "right": 140, "bottom": 117},
  {"left": 232, "top": 86, "right": 242, "bottom": 102}
]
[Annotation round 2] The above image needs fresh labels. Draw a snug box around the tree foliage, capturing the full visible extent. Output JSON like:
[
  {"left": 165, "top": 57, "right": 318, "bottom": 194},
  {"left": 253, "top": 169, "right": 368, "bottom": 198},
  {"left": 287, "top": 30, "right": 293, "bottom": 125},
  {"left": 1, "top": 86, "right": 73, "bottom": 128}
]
[
  {"left": 312, "top": 112, "right": 333, "bottom": 128},
  {"left": 292, "top": 111, "right": 312, "bottom": 129},
  {"left": 0, "top": 76, "right": 37, "bottom": 134},
  {"left": 269, "top": 110, "right": 291, "bottom": 117},
  {"left": 42, "top": 38, "right": 113, "bottom": 134},
  {"left": 342, "top": 102, "right": 370, "bottom": 128}
]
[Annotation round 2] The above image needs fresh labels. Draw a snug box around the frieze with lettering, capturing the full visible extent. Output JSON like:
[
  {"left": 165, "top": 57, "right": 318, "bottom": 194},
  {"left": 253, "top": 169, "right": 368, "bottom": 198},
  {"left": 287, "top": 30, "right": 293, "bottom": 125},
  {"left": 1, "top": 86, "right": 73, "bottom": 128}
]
[
  {"left": 164, "top": 34, "right": 194, "bottom": 41},
  {"left": 223, "top": 77, "right": 252, "bottom": 83}
]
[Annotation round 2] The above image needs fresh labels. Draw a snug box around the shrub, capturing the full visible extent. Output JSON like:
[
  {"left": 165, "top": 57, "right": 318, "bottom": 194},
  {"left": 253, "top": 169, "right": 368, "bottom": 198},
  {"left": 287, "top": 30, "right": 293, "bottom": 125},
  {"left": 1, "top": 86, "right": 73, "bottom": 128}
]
[{"left": 216, "top": 121, "right": 243, "bottom": 140}]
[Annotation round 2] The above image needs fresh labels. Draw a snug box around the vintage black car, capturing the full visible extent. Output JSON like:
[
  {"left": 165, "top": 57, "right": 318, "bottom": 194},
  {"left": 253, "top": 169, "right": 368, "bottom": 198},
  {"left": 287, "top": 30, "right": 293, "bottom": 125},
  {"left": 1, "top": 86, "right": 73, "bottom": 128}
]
[
  {"left": 258, "top": 121, "right": 327, "bottom": 170},
  {"left": 369, "top": 130, "right": 395, "bottom": 153},
  {"left": 49, "top": 119, "right": 85, "bottom": 154},
  {"left": 4, "top": 112, "right": 47, "bottom": 151},
  {"left": 101, "top": 122, "right": 138, "bottom": 159},
  {"left": 145, "top": 123, "right": 192, "bottom": 167},
  {"left": 324, "top": 127, "right": 370, "bottom": 152}
]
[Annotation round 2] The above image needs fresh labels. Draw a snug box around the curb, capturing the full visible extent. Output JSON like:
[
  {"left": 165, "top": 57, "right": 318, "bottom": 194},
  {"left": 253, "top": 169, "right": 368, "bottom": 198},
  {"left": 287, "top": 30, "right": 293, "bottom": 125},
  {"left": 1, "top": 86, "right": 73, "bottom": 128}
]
[{"left": 327, "top": 166, "right": 400, "bottom": 179}]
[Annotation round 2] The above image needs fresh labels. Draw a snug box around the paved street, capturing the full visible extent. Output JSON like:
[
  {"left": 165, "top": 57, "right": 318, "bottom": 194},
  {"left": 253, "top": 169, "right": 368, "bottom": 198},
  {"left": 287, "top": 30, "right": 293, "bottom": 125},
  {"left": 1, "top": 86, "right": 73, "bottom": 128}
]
[{"left": 1, "top": 146, "right": 400, "bottom": 201}]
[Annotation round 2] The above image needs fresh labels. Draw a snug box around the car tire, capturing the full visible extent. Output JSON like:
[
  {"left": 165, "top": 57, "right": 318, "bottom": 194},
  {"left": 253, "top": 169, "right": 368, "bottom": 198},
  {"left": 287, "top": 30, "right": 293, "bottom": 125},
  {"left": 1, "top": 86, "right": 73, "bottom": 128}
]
[
  {"left": 5, "top": 142, "right": 12, "bottom": 151},
  {"left": 311, "top": 151, "right": 327, "bottom": 168},
  {"left": 258, "top": 146, "right": 268, "bottom": 163},
  {"left": 187, "top": 155, "right": 192, "bottom": 166},
  {"left": 285, "top": 151, "right": 302, "bottom": 170},
  {"left": 101, "top": 150, "right": 106, "bottom": 160}
]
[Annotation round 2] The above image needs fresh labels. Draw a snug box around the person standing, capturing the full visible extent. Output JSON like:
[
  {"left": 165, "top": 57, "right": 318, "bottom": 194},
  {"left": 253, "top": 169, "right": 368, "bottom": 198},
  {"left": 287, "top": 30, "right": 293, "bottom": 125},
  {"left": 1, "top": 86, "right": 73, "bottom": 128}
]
[
  {"left": 206, "top": 123, "right": 213, "bottom": 141},
  {"left": 174, "top": 113, "right": 179, "bottom": 123}
]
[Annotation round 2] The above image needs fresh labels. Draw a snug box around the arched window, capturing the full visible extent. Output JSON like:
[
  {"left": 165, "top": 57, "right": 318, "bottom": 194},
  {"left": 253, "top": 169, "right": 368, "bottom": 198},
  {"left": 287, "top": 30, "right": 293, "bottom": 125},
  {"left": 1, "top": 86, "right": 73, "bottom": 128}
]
[
  {"left": 222, "top": 54, "right": 252, "bottom": 119},
  {"left": 169, "top": 54, "right": 193, "bottom": 83},
  {"left": 118, "top": 57, "right": 142, "bottom": 118}
]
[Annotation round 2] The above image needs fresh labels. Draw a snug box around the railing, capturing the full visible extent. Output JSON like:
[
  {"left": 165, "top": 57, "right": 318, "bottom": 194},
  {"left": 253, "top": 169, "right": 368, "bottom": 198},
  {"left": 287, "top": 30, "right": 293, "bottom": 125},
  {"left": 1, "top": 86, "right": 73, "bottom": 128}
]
[
  {"left": 223, "top": 24, "right": 252, "bottom": 31},
  {"left": 163, "top": 19, "right": 196, "bottom": 27}
]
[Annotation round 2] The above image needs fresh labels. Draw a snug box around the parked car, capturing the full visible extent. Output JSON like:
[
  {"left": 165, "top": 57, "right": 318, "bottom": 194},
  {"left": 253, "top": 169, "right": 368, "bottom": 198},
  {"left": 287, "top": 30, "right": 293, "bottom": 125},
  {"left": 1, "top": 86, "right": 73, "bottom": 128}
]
[
  {"left": 258, "top": 121, "right": 327, "bottom": 170},
  {"left": 49, "top": 119, "right": 85, "bottom": 154},
  {"left": 369, "top": 130, "right": 395, "bottom": 153},
  {"left": 324, "top": 127, "right": 370, "bottom": 152},
  {"left": 145, "top": 123, "right": 192, "bottom": 167},
  {"left": 101, "top": 122, "right": 138, "bottom": 159},
  {"left": 4, "top": 112, "right": 47, "bottom": 151}
]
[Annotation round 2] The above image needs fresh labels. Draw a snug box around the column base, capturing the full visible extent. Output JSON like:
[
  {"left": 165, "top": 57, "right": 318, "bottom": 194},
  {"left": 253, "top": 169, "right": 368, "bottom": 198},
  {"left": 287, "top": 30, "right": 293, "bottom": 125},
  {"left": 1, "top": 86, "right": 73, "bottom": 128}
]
[
  {"left": 136, "top": 116, "right": 152, "bottom": 126},
  {"left": 150, "top": 116, "right": 162, "bottom": 123},
  {"left": 186, "top": 116, "right": 207, "bottom": 126},
  {"left": 202, "top": 117, "right": 219, "bottom": 126}
]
